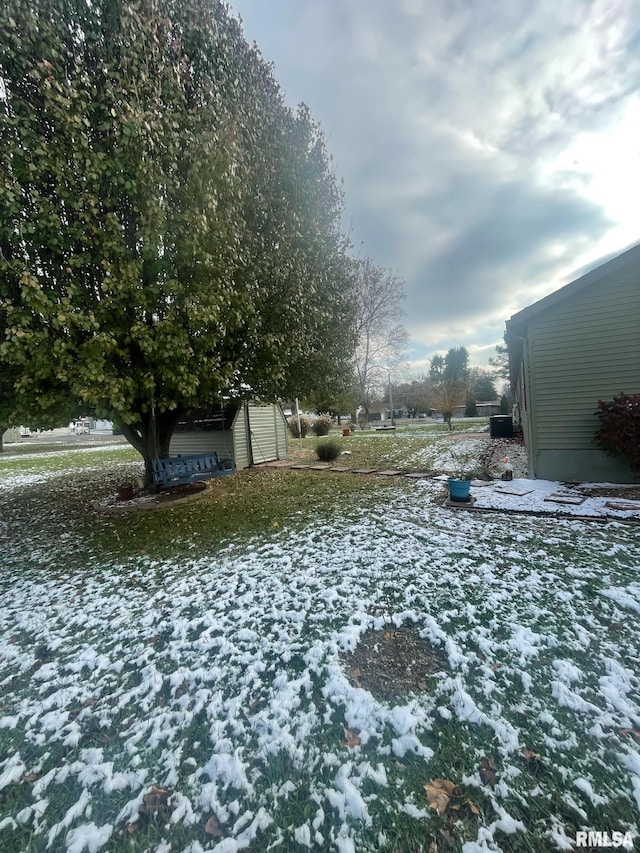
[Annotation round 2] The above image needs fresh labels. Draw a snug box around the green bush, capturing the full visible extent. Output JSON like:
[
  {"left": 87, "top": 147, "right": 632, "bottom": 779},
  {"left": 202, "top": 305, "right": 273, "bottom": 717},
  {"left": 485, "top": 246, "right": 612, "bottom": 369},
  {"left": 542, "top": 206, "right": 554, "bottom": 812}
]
[
  {"left": 312, "top": 413, "right": 333, "bottom": 436},
  {"left": 315, "top": 438, "right": 342, "bottom": 462},
  {"left": 288, "top": 415, "right": 310, "bottom": 438}
]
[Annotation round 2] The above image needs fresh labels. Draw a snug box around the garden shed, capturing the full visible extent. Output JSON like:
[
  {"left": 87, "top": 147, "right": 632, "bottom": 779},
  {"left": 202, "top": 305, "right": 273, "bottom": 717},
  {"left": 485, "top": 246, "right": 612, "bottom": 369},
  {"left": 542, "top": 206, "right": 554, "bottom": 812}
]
[
  {"left": 169, "top": 401, "right": 288, "bottom": 469},
  {"left": 506, "top": 242, "right": 640, "bottom": 483}
]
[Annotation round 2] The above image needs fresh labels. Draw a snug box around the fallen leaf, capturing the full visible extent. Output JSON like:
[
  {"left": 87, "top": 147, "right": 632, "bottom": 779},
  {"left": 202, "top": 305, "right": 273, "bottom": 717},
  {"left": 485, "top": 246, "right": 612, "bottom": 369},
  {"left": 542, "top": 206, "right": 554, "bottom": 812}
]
[
  {"left": 424, "top": 778, "right": 457, "bottom": 815},
  {"left": 21, "top": 773, "right": 38, "bottom": 783},
  {"left": 205, "top": 815, "right": 223, "bottom": 837},
  {"left": 521, "top": 748, "right": 541, "bottom": 760},
  {"left": 347, "top": 665, "right": 363, "bottom": 686},
  {"left": 139, "top": 786, "right": 171, "bottom": 815},
  {"left": 127, "top": 823, "right": 137, "bottom": 835},
  {"left": 479, "top": 757, "right": 497, "bottom": 788},
  {"left": 342, "top": 727, "right": 362, "bottom": 749},
  {"left": 467, "top": 798, "right": 480, "bottom": 816},
  {"left": 618, "top": 728, "right": 640, "bottom": 740}
]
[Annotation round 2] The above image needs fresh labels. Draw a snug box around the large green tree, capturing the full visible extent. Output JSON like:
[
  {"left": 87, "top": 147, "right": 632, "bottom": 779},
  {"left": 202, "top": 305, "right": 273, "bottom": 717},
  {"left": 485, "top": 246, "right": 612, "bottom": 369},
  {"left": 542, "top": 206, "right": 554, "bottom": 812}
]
[{"left": 0, "top": 0, "right": 354, "bottom": 484}]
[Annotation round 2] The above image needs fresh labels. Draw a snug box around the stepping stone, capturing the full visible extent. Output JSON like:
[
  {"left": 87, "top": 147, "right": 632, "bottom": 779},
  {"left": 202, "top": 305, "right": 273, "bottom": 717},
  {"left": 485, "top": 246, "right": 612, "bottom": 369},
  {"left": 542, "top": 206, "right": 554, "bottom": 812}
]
[
  {"left": 604, "top": 500, "right": 640, "bottom": 511},
  {"left": 443, "top": 497, "right": 477, "bottom": 510},
  {"left": 404, "top": 472, "right": 431, "bottom": 479},
  {"left": 328, "top": 467, "right": 351, "bottom": 473},
  {"left": 308, "top": 464, "right": 330, "bottom": 470},
  {"left": 289, "top": 464, "right": 314, "bottom": 470},
  {"left": 494, "top": 485, "right": 535, "bottom": 496},
  {"left": 471, "top": 479, "right": 493, "bottom": 487},
  {"left": 544, "top": 491, "right": 586, "bottom": 505},
  {"left": 375, "top": 469, "right": 403, "bottom": 476},
  {"left": 352, "top": 468, "right": 378, "bottom": 474},
  {"left": 259, "top": 460, "right": 292, "bottom": 468}
]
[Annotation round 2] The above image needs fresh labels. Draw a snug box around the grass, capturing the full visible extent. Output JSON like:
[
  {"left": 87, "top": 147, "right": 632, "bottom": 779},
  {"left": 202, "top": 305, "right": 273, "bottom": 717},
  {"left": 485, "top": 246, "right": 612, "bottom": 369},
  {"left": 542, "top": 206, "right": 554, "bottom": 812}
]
[{"left": 1, "top": 432, "right": 639, "bottom": 851}]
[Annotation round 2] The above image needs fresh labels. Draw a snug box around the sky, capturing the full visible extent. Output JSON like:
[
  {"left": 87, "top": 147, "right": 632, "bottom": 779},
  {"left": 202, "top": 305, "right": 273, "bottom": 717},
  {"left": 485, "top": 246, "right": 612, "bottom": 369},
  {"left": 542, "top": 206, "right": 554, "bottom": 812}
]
[{"left": 230, "top": 0, "right": 640, "bottom": 374}]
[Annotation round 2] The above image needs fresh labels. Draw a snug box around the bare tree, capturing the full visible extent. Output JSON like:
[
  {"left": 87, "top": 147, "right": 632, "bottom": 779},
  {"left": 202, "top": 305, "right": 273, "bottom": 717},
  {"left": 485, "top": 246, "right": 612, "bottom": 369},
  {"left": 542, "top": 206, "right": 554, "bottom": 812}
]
[
  {"left": 352, "top": 259, "right": 407, "bottom": 420},
  {"left": 488, "top": 338, "right": 510, "bottom": 392},
  {"left": 430, "top": 347, "right": 470, "bottom": 429}
]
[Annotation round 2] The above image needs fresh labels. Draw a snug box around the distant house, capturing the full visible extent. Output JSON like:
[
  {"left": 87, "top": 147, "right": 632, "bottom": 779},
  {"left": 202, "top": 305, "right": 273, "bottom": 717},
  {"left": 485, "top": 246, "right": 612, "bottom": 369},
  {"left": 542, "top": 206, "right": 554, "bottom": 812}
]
[
  {"left": 506, "top": 243, "right": 640, "bottom": 483},
  {"left": 169, "top": 401, "right": 288, "bottom": 469},
  {"left": 476, "top": 401, "right": 503, "bottom": 417},
  {"left": 1, "top": 427, "right": 23, "bottom": 444}
]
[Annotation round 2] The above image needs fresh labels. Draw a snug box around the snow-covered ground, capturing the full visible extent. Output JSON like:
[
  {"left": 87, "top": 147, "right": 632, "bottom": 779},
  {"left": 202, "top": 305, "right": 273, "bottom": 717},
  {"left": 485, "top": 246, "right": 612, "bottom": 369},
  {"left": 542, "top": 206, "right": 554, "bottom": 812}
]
[
  {"left": 1, "top": 443, "right": 639, "bottom": 851},
  {"left": 471, "top": 478, "right": 640, "bottom": 522}
]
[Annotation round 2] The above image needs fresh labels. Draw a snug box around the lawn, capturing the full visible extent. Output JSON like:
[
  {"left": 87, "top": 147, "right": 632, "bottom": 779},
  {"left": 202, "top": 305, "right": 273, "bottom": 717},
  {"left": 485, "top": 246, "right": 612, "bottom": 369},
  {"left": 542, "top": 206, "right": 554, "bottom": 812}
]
[{"left": 1, "top": 432, "right": 639, "bottom": 852}]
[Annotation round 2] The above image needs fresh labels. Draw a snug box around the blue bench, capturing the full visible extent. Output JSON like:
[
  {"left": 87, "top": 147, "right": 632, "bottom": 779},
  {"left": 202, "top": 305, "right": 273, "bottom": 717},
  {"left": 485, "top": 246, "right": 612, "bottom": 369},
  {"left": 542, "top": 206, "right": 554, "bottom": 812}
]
[{"left": 151, "top": 452, "right": 236, "bottom": 490}]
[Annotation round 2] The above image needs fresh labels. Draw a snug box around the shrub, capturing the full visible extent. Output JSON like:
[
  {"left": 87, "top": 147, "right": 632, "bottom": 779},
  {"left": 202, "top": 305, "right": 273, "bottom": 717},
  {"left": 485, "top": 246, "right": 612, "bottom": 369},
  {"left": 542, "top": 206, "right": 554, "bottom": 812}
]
[
  {"left": 288, "top": 415, "right": 310, "bottom": 439},
  {"left": 464, "top": 396, "right": 478, "bottom": 417},
  {"left": 312, "top": 413, "right": 333, "bottom": 436},
  {"left": 315, "top": 438, "right": 342, "bottom": 462},
  {"left": 594, "top": 392, "right": 640, "bottom": 473}
]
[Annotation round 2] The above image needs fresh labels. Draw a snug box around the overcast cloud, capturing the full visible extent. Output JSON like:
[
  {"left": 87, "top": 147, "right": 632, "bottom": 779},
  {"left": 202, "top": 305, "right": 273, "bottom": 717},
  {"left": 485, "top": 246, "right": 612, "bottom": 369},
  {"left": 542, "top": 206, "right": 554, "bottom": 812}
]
[{"left": 232, "top": 0, "right": 640, "bottom": 371}]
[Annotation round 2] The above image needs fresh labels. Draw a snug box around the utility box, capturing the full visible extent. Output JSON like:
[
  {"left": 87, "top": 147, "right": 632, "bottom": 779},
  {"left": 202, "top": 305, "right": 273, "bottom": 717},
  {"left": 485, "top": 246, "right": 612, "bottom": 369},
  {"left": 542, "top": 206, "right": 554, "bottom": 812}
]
[{"left": 490, "top": 415, "right": 513, "bottom": 438}]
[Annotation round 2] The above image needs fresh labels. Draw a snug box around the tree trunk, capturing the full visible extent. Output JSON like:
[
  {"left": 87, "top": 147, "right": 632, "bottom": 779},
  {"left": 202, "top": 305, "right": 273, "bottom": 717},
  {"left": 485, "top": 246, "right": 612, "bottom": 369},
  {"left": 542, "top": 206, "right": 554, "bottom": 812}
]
[
  {"left": 0, "top": 429, "right": 4, "bottom": 453},
  {"left": 121, "top": 409, "right": 183, "bottom": 490}
]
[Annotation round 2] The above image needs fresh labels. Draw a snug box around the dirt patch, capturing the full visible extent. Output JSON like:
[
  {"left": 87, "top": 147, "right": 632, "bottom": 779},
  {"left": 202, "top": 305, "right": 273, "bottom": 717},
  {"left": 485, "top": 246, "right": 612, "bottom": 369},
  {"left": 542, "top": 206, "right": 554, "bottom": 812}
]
[
  {"left": 575, "top": 485, "right": 640, "bottom": 500},
  {"left": 341, "top": 625, "right": 448, "bottom": 702}
]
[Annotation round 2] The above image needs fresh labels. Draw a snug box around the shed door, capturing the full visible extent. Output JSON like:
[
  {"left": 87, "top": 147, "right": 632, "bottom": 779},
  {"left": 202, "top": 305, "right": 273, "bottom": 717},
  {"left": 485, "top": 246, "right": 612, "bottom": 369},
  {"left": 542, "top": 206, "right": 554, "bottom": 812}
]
[{"left": 248, "top": 404, "right": 280, "bottom": 464}]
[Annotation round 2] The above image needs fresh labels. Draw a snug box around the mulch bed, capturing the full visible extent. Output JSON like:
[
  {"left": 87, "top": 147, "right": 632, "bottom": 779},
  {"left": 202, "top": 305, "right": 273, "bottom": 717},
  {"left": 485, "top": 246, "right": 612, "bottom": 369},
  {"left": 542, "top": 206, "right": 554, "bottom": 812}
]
[
  {"left": 341, "top": 625, "right": 448, "bottom": 702},
  {"left": 152, "top": 482, "right": 207, "bottom": 503},
  {"left": 575, "top": 485, "right": 640, "bottom": 500},
  {"left": 98, "top": 481, "right": 210, "bottom": 512}
]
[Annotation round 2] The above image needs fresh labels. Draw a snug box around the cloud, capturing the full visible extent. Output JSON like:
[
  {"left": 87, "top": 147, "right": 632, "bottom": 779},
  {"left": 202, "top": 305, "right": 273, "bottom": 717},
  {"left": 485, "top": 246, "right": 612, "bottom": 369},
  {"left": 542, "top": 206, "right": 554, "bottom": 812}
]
[{"left": 233, "top": 0, "right": 640, "bottom": 367}]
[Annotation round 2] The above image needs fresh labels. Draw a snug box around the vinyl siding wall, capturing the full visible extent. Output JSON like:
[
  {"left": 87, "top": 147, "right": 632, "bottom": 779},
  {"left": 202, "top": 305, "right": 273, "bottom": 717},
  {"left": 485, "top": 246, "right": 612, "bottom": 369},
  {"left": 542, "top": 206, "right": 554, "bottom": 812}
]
[
  {"left": 169, "top": 403, "right": 287, "bottom": 469},
  {"left": 232, "top": 405, "right": 251, "bottom": 470},
  {"left": 248, "top": 404, "right": 286, "bottom": 464},
  {"left": 169, "top": 431, "right": 236, "bottom": 462},
  {"left": 528, "top": 268, "right": 640, "bottom": 480}
]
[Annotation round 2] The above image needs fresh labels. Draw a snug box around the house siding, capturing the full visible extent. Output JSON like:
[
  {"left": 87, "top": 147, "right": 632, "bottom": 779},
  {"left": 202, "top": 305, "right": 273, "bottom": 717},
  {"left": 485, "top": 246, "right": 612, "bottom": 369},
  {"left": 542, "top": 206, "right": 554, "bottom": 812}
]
[{"left": 527, "top": 268, "right": 640, "bottom": 481}]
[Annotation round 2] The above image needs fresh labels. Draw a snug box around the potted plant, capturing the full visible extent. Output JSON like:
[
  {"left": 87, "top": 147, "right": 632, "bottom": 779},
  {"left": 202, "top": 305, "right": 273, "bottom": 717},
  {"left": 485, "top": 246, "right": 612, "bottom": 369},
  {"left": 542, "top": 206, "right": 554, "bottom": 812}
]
[
  {"left": 446, "top": 449, "right": 474, "bottom": 502},
  {"left": 447, "top": 472, "right": 473, "bottom": 502}
]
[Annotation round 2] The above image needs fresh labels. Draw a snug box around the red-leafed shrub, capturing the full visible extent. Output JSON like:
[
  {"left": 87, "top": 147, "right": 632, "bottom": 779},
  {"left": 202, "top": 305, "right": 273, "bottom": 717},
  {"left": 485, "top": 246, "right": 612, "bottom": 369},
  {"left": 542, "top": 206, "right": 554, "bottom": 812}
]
[{"left": 594, "top": 392, "right": 640, "bottom": 474}]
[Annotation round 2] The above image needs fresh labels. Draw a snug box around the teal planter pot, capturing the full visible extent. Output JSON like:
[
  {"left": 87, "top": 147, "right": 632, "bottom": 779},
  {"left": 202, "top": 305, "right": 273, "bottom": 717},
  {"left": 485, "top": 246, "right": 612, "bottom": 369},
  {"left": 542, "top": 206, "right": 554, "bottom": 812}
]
[{"left": 448, "top": 478, "right": 471, "bottom": 502}]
